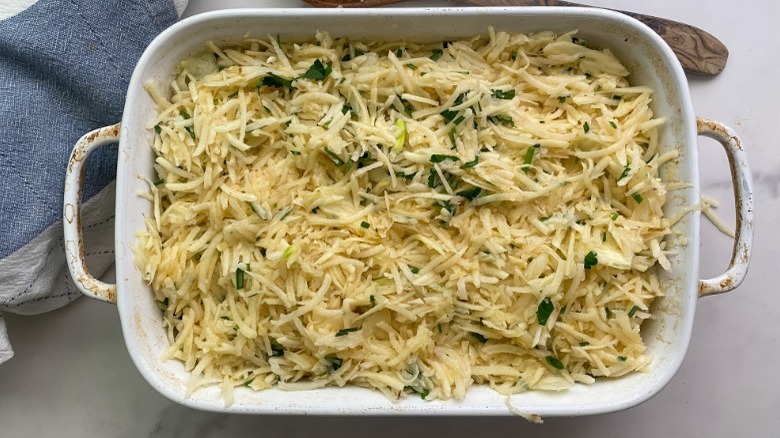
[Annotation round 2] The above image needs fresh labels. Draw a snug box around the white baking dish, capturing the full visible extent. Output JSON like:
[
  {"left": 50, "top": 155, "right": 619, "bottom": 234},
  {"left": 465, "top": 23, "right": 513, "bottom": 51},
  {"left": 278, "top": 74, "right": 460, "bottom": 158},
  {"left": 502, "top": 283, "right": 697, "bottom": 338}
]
[{"left": 63, "top": 7, "right": 754, "bottom": 417}]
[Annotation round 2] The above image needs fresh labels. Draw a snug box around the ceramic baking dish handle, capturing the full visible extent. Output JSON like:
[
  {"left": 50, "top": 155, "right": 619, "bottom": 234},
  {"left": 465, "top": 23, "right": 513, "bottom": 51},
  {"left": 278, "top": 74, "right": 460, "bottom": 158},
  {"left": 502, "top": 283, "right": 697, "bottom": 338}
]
[
  {"left": 696, "top": 118, "right": 754, "bottom": 297},
  {"left": 63, "top": 123, "right": 120, "bottom": 304}
]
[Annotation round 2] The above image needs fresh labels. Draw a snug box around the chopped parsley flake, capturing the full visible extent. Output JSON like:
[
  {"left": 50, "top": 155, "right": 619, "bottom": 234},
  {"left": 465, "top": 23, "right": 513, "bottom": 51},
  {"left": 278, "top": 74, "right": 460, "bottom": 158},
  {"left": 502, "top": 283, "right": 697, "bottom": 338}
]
[
  {"left": 259, "top": 73, "right": 295, "bottom": 90},
  {"left": 360, "top": 221, "right": 370, "bottom": 229},
  {"left": 304, "top": 59, "right": 333, "bottom": 81},
  {"left": 430, "top": 154, "right": 459, "bottom": 163},
  {"left": 491, "top": 89, "right": 515, "bottom": 100},
  {"left": 456, "top": 186, "right": 482, "bottom": 201},
  {"left": 618, "top": 164, "right": 631, "bottom": 180},
  {"left": 430, "top": 49, "right": 443, "bottom": 61},
  {"left": 323, "top": 148, "right": 345, "bottom": 166},
  {"left": 522, "top": 145, "right": 538, "bottom": 173},
  {"left": 584, "top": 251, "right": 598, "bottom": 269},
  {"left": 464, "top": 156, "right": 479, "bottom": 168},
  {"left": 335, "top": 327, "right": 359, "bottom": 337},
  {"left": 490, "top": 114, "right": 515, "bottom": 127},
  {"left": 326, "top": 354, "right": 342, "bottom": 371},
  {"left": 536, "top": 297, "right": 554, "bottom": 325},
  {"left": 235, "top": 267, "right": 244, "bottom": 289},
  {"left": 545, "top": 356, "right": 564, "bottom": 370}
]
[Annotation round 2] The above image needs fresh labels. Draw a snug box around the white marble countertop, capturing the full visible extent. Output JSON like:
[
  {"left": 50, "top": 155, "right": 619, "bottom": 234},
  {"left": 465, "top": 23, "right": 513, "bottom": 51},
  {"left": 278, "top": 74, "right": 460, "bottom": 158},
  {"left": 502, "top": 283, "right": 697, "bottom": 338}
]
[{"left": 1, "top": 1, "right": 777, "bottom": 436}]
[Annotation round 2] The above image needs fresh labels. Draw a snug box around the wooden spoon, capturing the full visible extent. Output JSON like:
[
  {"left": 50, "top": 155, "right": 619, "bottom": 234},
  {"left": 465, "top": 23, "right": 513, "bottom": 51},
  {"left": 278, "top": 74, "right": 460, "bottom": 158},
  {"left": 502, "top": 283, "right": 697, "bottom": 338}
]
[{"left": 303, "top": 0, "right": 728, "bottom": 75}]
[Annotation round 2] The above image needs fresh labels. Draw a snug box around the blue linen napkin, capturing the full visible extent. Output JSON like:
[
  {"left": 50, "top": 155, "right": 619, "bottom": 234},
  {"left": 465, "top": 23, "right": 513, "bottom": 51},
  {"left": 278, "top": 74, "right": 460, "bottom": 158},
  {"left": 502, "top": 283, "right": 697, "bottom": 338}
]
[{"left": 0, "top": 0, "right": 188, "bottom": 364}]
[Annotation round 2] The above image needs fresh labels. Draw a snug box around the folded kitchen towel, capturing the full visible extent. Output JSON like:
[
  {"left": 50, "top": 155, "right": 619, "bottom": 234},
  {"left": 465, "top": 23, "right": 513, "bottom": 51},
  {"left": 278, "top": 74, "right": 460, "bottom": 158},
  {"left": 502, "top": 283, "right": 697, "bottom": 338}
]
[{"left": 0, "top": 0, "right": 188, "bottom": 365}]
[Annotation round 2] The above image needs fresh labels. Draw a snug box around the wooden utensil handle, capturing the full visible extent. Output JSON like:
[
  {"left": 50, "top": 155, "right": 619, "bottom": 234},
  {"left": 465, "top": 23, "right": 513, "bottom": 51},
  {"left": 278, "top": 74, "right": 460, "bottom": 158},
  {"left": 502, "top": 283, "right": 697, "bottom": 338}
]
[{"left": 495, "top": 0, "right": 728, "bottom": 75}]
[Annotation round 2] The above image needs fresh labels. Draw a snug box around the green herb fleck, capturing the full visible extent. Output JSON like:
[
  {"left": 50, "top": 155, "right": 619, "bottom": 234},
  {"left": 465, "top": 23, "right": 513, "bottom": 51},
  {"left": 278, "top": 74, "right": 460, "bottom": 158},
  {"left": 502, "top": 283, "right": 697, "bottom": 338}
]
[
  {"left": 628, "top": 305, "right": 639, "bottom": 317},
  {"left": 522, "top": 145, "right": 537, "bottom": 173},
  {"left": 537, "top": 297, "right": 554, "bottom": 325},
  {"left": 335, "top": 327, "right": 359, "bottom": 337},
  {"left": 369, "top": 295, "right": 376, "bottom": 307},
  {"left": 179, "top": 110, "right": 191, "bottom": 119},
  {"left": 360, "top": 221, "right": 370, "bottom": 229},
  {"left": 464, "top": 156, "right": 479, "bottom": 168},
  {"left": 427, "top": 169, "right": 439, "bottom": 188},
  {"left": 540, "top": 216, "right": 550, "bottom": 222},
  {"left": 558, "top": 96, "right": 567, "bottom": 103},
  {"left": 154, "top": 125, "right": 161, "bottom": 134},
  {"left": 490, "top": 114, "right": 514, "bottom": 127},
  {"left": 579, "top": 342, "right": 590, "bottom": 347},
  {"left": 304, "top": 59, "right": 332, "bottom": 81},
  {"left": 545, "top": 355, "right": 564, "bottom": 370},
  {"left": 610, "top": 121, "right": 618, "bottom": 129},
  {"left": 430, "top": 154, "right": 460, "bottom": 163},
  {"left": 583, "top": 121, "right": 590, "bottom": 133},
  {"left": 510, "top": 50, "right": 517, "bottom": 60},
  {"left": 584, "top": 250, "right": 598, "bottom": 269},
  {"left": 153, "top": 178, "right": 164, "bottom": 186},
  {"left": 430, "top": 49, "right": 443, "bottom": 61},
  {"left": 405, "top": 63, "right": 418, "bottom": 70},
  {"left": 259, "top": 73, "right": 295, "bottom": 90},
  {"left": 456, "top": 186, "right": 482, "bottom": 201},
  {"left": 236, "top": 267, "right": 244, "bottom": 289},
  {"left": 326, "top": 354, "right": 343, "bottom": 371},
  {"left": 602, "top": 231, "right": 607, "bottom": 242},
  {"left": 243, "top": 378, "right": 255, "bottom": 387},
  {"left": 323, "top": 148, "right": 345, "bottom": 166},
  {"left": 471, "top": 332, "right": 488, "bottom": 343},
  {"left": 437, "top": 323, "right": 442, "bottom": 333},
  {"left": 396, "top": 48, "right": 403, "bottom": 58},
  {"left": 618, "top": 355, "right": 627, "bottom": 361},
  {"left": 611, "top": 212, "right": 619, "bottom": 221},
  {"left": 491, "top": 89, "right": 516, "bottom": 100},
  {"left": 411, "top": 266, "right": 419, "bottom": 274},
  {"left": 270, "top": 338, "right": 284, "bottom": 356},
  {"left": 632, "top": 193, "right": 644, "bottom": 204},
  {"left": 618, "top": 164, "right": 631, "bottom": 181},
  {"left": 420, "top": 388, "right": 430, "bottom": 399},
  {"left": 440, "top": 92, "right": 467, "bottom": 123}
]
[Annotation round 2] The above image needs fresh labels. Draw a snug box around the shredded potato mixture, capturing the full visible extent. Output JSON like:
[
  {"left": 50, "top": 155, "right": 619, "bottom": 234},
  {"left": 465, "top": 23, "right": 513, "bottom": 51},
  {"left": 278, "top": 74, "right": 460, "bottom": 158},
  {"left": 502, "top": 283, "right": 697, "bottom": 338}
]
[{"left": 134, "top": 29, "right": 677, "bottom": 404}]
